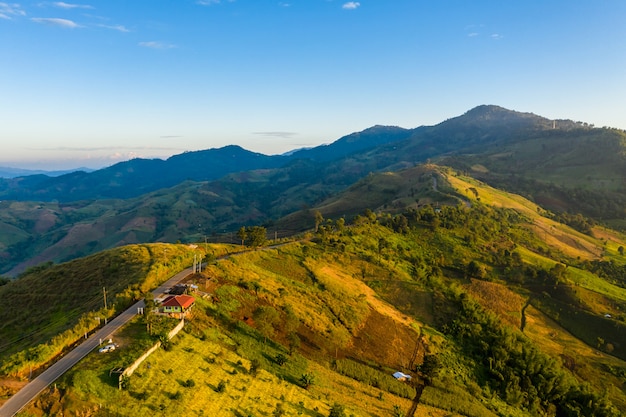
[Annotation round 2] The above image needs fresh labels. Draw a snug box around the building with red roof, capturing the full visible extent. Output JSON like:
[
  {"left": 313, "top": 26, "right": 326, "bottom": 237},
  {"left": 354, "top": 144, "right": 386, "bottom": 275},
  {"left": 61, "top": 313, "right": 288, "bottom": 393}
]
[{"left": 161, "top": 294, "right": 195, "bottom": 315}]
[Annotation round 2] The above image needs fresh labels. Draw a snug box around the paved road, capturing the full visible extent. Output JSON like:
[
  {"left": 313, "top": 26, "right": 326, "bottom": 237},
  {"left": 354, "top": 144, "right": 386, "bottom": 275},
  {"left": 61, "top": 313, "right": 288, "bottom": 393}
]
[{"left": 0, "top": 267, "right": 193, "bottom": 417}]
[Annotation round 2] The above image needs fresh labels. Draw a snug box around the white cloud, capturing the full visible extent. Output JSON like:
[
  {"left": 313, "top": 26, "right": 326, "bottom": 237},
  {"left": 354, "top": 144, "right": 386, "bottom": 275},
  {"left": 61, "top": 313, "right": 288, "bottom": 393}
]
[
  {"left": 197, "top": 0, "right": 234, "bottom": 5},
  {"left": 139, "top": 41, "right": 176, "bottom": 49},
  {"left": 97, "top": 23, "right": 129, "bottom": 32},
  {"left": 0, "top": 2, "right": 26, "bottom": 19},
  {"left": 467, "top": 32, "right": 478, "bottom": 37},
  {"left": 342, "top": 2, "right": 360, "bottom": 10},
  {"left": 491, "top": 33, "right": 503, "bottom": 40},
  {"left": 52, "top": 2, "right": 93, "bottom": 9},
  {"left": 31, "top": 17, "right": 81, "bottom": 28}
]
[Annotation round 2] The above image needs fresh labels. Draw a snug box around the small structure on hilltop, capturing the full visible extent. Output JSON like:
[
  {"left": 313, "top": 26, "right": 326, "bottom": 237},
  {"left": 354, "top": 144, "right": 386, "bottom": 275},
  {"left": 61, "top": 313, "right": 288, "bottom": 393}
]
[{"left": 161, "top": 294, "right": 195, "bottom": 318}]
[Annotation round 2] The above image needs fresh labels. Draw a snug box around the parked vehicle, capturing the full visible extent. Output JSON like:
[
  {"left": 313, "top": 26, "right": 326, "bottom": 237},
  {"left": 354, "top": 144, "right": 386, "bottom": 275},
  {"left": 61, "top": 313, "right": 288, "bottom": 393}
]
[{"left": 99, "top": 343, "right": 117, "bottom": 353}]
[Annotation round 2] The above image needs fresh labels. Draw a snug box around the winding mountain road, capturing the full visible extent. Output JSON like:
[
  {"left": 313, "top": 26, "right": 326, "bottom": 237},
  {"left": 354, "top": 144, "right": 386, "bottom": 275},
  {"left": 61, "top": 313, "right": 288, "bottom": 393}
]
[
  {"left": 0, "top": 267, "right": 193, "bottom": 417},
  {"left": 0, "top": 241, "right": 294, "bottom": 416}
]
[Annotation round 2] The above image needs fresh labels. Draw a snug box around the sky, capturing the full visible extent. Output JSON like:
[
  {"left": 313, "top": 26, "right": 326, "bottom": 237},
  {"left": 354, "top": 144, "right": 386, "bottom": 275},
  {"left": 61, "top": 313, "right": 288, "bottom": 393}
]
[{"left": 1, "top": 1, "right": 625, "bottom": 170}]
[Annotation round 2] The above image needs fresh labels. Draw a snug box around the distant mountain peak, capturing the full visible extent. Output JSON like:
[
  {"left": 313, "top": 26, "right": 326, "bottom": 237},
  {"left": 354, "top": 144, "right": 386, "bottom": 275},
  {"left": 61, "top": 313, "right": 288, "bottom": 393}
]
[
  {"left": 464, "top": 104, "right": 512, "bottom": 118},
  {"left": 438, "top": 104, "right": 551, "bottom": 131}
]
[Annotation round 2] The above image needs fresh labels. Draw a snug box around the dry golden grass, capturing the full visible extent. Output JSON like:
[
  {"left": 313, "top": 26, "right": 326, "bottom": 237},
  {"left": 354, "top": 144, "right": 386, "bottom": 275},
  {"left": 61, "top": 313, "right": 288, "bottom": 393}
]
[
  {"left": 58, "top": 327, "right": 421, "bottom": 417},
  {"left": 445, "top": 170, "right": 605, "bottom": 261},
  {"left": 313, "top": 262, "right": 418, "bottom": 329},
  {"left": 465, "top": 279, "right": 526, "bottom": 328}
]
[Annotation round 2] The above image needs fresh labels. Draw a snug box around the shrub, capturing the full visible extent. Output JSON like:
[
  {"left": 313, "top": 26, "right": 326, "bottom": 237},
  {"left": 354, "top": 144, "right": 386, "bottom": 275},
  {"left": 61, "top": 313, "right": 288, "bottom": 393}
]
[
  {"left": 181, "top": 378, "right": 195, "bottom": 388},
  {"left": 275, "top": 353, "right": 288, "bottom": 366},
  {"left": 249, "top": 358, "right": 261, "bottom": 376},
  {"left": 329, "top": 403, "right": 346, "bottom": 417},
  {"left": 299, "top": 373, "right": 314, "bottom": 390},
  {"left": 216, "top": 379, "right": 227, "bottom": 393}
]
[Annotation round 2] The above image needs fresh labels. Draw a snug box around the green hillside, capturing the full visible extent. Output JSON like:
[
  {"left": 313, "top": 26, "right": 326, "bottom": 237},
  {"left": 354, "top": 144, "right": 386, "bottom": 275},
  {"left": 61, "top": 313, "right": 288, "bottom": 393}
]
[
  {"left": 3, "top": 169, "right": 626, "bottom": 416},
  {"left": 4, "top": 106, "right": 626, "bottom": 278},
  {"left": 439, "top": 126, "right": 626, "bottom": 225}
]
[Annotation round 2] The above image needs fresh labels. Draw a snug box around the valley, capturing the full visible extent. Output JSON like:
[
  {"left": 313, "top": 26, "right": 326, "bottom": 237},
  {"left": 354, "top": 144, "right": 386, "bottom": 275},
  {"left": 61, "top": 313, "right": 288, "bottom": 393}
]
[{"left": 1, "top": 106, "right": 626, "bottom": 416}]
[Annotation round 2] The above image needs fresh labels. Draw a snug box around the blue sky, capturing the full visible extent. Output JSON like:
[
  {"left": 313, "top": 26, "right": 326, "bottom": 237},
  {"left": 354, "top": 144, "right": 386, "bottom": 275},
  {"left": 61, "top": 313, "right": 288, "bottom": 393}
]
[{"left": 1, "top": 1, "right": 625, "bottom": 170}]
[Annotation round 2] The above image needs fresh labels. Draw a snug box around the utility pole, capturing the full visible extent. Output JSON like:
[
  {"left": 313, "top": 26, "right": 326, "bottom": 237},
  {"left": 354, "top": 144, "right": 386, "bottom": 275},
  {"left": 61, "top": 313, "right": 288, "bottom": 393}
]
[{"left": 103, "top": 287, "right": 108, "bottom": 310}]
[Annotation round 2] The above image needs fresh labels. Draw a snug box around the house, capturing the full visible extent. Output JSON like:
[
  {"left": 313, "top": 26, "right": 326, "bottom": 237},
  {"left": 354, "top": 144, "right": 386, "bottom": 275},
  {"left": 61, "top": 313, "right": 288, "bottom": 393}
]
[
  {"left": 161, "top": 294, "right": 196, "bottom": 315},
  {"left": 392, "top": 371, "right": 412, "bottom": 382}
]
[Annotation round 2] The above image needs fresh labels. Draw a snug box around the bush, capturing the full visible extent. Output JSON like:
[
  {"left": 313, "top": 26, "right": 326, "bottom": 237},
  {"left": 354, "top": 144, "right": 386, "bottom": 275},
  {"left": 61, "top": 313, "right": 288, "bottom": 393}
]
[
  {"left": 329, "top": 403, "right": 346, "bottom": 417},
  {"left": 299, "top": 373, "right": 314, "bottom": 390},
  {"left": 181, "top": 378, "right": 195, "bottom": 388},
  {"left": 275, "top": 353, "right": 288, "bottom": 366},
  {"left": 216, "top": 379, "right": 227, "bottom": 393},
  {"left": 249, "top": 358, "right": 261, "bottom": 376}
]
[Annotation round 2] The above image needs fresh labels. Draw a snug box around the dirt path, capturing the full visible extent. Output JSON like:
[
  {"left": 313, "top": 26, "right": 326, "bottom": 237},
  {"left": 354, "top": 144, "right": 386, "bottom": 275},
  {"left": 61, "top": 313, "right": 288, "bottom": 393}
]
[{"left": 407, "top": 382, "right": 426, "bottom": 417}]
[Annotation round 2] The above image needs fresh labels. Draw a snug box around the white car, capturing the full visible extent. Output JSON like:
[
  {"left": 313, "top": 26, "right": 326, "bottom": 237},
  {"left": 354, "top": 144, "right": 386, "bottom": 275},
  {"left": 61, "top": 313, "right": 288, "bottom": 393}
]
[{"left": 99, "top": 344, "right": 117, "bottom": 353}]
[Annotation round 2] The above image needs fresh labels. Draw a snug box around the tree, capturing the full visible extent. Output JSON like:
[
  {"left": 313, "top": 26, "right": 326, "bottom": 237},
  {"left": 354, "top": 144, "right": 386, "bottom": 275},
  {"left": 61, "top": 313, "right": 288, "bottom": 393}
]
[
  {"left": 466, "top": 260, "right": 486, "bottom": 279},
  {"left": 250, "top": 280, "right": 262, "bottom": 296},
  {"left": 314, "top": 210, "right": 324, "bottom": 232},
  {"left": 144, "top": 291, "right": 155, "bottom": 311},
  {"left": 335, "top": 217, "right": 346, "bottom": 234},
  {"left": 328, "top": 403, "right": 346, "bottom": 417},
  {"left": 328, "top": 327, "right": 351, "bottom": 358},
  {"left": 253, "top": 305, "right": 280, "bottom": 343},
  {"left": 420, "top": 354, "right": 440, "bottom": 386},
  {"left": 247, "top": 226, "right": 267, "bottom": 248},
  {"left": 378, "top": 237, "right": 389, "bottom": 261},
  {"left": 283, "top": 304, "right": 300, "bottom": 333},
  {"left": 237, "top": 227, "right": 247, "bottom": 247}
]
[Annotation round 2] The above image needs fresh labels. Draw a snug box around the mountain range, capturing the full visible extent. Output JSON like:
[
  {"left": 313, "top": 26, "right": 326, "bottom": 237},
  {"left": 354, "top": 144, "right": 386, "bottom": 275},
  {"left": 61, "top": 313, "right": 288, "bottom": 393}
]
[
  {"left": 3, "top": 105, "right": 626, "bottom": 416},
  {"left": 1, "top": 105, "right": 626, "bottom": 276},
  {"left": 0, "top": 166, "right": 95, "bottom": 179}
]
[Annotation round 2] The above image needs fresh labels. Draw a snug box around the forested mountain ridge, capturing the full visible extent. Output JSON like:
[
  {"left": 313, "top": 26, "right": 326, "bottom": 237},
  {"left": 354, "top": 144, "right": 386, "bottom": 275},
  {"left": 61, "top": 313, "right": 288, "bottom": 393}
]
[
  {"left": 0, "top": 105, "right": 594, "bottom": 203},
  {"left": 0, "top": 125, "right": 415, "bottom": 202},
  {"left": 2, "top": 106, "right": 626, "bottom": 277}
]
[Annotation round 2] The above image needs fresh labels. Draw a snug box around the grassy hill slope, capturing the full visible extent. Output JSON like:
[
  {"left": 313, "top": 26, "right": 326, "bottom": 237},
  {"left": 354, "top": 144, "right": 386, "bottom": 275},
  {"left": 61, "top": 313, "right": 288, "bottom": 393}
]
[{"left": 4, "top": 170, "right": 626, "bottom": 415}]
